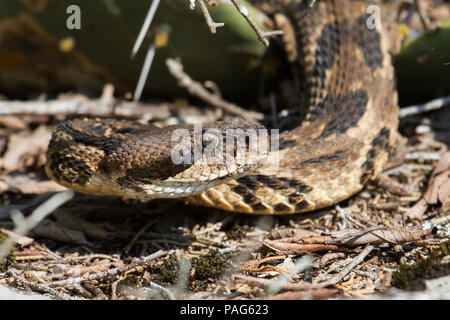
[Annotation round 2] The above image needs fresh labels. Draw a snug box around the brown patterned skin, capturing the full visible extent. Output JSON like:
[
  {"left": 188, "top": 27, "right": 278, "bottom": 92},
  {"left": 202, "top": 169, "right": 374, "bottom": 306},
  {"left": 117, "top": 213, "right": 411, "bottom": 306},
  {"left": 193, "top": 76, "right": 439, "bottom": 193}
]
[{"left": 45, "top": 0, "right": 399, "bottom": 214}]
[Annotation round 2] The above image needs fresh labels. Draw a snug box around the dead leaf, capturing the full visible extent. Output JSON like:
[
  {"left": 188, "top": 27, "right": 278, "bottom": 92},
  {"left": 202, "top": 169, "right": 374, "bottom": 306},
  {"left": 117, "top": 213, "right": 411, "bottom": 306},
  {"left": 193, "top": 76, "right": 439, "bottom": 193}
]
[
  {"left": 423, "top": 152, "right": 450, "bottom": 204},
  {"left": 0, "top": 125, "right": 52, "bottom": 172},
  {"left": 407, "top": 152, "right": 450, "bottom": 219},
  {"left": 325, "top": 227, "right": 436, "bottom": 245}
]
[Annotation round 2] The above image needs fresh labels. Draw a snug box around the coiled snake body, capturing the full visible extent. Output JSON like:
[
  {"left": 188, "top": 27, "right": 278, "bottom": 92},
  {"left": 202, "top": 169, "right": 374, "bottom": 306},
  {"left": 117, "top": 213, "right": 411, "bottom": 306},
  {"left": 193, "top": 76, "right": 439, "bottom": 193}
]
[{"left": 45, "top": 0, "right": 399, "bottom": 214}]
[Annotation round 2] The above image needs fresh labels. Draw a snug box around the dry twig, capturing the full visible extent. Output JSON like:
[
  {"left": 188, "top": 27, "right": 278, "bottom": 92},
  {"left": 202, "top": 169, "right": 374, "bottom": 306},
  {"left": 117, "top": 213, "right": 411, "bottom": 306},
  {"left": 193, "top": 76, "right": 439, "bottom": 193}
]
[
  {"left": 45, "top": 250, "right": 172, "bottom": 287},
  {"left": 166, "top": 58, "right": 263, "bottom": 123},
  {"left": 399, "top": 94, "right": 450, "bottom": 118},
  {"left": 196, "top": 0, "right": 224, "bottom": 33},
  {"left": 235, "top": 245, "right": 373, "bottom": 292},
  {"left": 124, "top": 220, "right": 158, "bottom": 254},
  {"left": 133, "top": 43, "right": 156, "bottom": 102},
  {"left": 228, "top": 0, "right": 283, "bottom": 47},
  {"left": 192, "top": 0, "right": 282, "bottom": 46},
  {"left": 317, "top": 245, "right": 374, "bottom": 287},
  {"left": 7, "top": 270, "right": 80, "bottom": 300},
  {"left": 131, "top": 0, "right": 161, "bottom": 59}
]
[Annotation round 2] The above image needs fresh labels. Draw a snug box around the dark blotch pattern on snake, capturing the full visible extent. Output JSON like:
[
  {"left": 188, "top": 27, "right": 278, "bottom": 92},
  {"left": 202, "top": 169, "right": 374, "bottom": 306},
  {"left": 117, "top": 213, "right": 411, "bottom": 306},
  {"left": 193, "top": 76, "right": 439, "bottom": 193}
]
[{"left": 45, "top": 0, "right": 400, "bottom": 214}]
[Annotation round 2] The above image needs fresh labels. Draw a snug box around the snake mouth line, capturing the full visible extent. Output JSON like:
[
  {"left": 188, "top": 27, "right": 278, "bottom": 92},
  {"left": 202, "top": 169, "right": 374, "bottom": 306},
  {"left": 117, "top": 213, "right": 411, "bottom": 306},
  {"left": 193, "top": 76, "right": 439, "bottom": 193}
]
[{"left": 127, "top": 162, "right": 264, "bottom": 199}]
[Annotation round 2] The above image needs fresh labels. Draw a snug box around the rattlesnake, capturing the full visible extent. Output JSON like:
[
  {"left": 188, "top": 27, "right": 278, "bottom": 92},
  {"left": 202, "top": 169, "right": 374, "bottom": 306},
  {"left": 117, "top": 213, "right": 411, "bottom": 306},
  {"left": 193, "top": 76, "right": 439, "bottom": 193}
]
[{"left": 45, "top": 0, "right": 400, "bottom": 214}]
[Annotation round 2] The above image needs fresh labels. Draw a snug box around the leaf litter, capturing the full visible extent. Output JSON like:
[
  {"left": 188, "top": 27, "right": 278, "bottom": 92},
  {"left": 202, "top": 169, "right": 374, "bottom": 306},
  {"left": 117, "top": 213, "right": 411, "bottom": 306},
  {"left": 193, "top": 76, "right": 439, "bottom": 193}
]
[{"left": 0, "top": 1, "right": 449, "bottom": 298}]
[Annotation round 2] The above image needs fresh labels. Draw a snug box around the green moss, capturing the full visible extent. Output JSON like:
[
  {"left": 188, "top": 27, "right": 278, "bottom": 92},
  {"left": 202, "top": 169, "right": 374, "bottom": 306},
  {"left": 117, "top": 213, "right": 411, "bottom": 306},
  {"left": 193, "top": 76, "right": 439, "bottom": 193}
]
[
  {"left": 191, "top": 250, "right": 233, "bottom": 280},
  {"left": 189, "top": 250, "right": 234, "bottom": 291},
  {"left": 0, "top": 232, "right": 15, "bottom": 271},
  {"left": 148, "top": 254, "right": 180, "bottom": 286},
  {"left": 393, "top": 241, "right": 450, "bottom": 290},
  {"left": 113, "top": 274, "right": 141, "bottom": 297},
  {"left": 224, "top": 224, "right": 247, "bottom": 241}
]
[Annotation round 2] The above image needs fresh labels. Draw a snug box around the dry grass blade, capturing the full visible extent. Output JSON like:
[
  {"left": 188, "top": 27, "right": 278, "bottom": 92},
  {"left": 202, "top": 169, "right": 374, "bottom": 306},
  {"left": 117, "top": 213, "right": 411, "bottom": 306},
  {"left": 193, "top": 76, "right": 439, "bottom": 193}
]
[
  {"left": 0, "top": 99, "right": 181, "bottom": 121},
  {"left": 266, "top": 255, "right": 313, "bottom": 295},
  {"left": 131, "top": 0, "right": 161, "bottom": 58},
  {"left": 0, "top": 191, "right": 74, "bottom": 262},
  {"left": 228, "top": 0, "right": 283, "bottom": 47},
  {"left": 399, "top": 94, "right": 450, "bottom": 118},
  {"left": 197, "top": 0, "right": 224, "bottom": 33},
  {"left": 133, "top": 43, "right": 156, "bottom": 102}
]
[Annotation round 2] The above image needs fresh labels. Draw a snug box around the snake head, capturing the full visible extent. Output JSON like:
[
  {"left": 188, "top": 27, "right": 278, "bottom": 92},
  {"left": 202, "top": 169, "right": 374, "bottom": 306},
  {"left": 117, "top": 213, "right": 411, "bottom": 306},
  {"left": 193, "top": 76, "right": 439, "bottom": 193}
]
[{"left": 46, "top": 117, "right": 272, "bottom": 200}]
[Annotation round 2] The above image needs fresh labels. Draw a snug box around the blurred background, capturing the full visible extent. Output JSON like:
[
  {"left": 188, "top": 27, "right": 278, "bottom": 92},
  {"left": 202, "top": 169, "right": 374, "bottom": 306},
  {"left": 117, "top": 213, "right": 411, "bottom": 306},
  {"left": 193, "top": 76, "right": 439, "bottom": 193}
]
[
  {"left": 0, "top": 0, "right": 448, "bottom": 106},
  {"left": 0, "top": 0, "right": 270, "bottom": 103}
]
